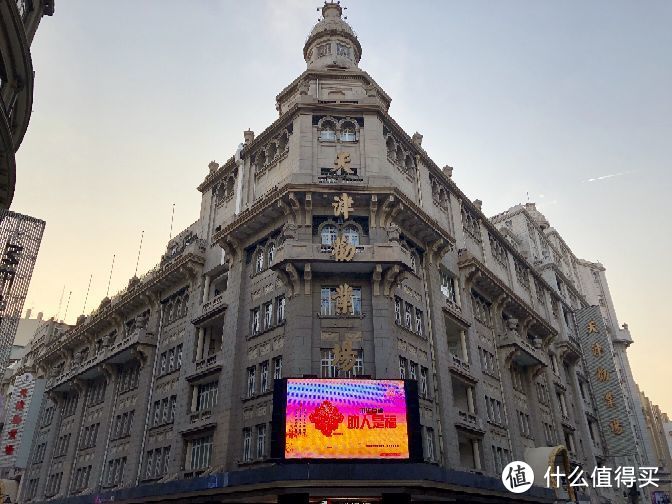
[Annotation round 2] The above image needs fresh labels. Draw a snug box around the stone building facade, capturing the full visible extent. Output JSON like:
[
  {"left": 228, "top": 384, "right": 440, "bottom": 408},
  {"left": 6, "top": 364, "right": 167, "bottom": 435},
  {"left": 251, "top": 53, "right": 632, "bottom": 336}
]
[
  {"left": 0, "top": 0, "right": 54, "bottom": 208},
  {"left": 19, "top": 3, "right": 661, "bottom": 503}
]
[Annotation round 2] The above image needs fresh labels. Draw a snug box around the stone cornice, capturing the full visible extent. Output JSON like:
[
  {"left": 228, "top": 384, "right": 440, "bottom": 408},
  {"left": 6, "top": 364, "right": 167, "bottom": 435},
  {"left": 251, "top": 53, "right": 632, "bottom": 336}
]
[
  {"left": 275, "top": 69, "right": 392, "bottom": 110},
  {"left": 458, "top": 251, "right": 558, "bottom": 339},
  {"left": 36, "top": 252, "right": 205, "bottom": 367}
]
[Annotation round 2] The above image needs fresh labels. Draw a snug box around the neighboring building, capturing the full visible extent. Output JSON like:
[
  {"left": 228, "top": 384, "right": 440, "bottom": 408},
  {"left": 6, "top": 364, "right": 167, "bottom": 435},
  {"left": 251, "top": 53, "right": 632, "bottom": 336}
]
[
  {"left": 15, "top": 310, "right": 46, "bottom": 348},
  {"left": 0, "top": 318, "right": 69, "bottom": 501},
  {"left": 0, "top": 0, "right": 54, "bottom": 208},
  {"left": 640, "top": 391, "right": 672, "bottom": 503},
  {"left": 19, "top": 3, "right": 662, "bottom": 504}
]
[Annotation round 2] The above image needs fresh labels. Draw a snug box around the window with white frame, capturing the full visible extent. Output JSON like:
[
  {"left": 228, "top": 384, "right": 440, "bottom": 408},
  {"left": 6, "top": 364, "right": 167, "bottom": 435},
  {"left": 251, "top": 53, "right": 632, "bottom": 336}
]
[
  {"left": 394, "top": 297, "right": 402, "bottom": 324},
  {"left": 440, "top": 270, "right": 457, "bottom": 303},
  {"left": 267, "top": 243, "right": 276, "bottom": 264},
  {"left": 255, "top": 250, "right": 264, "bottom": 273},
  {"left": 246, "top": 367, "right": 256, "bottom": 398},
  {"left": 321, "top": 224, "right": 338, "bottom": 245},
  {"left": 404, "top": 302, "right": 412, "bottom": 328},
  {"left": 415, "top": 309, "right": 423, "bottom": 336},
  {"left": 256, "top": 424, "right": 266, "bottom": 458},
  {"left": 340, "top": 124, "right": 356, "bottom": 142},
  {"left": 321, "top": 349, "right": 336, "bottom": 378},
  {"left": 420, "top": 367, "right": 429, "bottom": 398},
  {"left": 399, "top": 356, "right": 407, "bottom": 379},
  {"left": 276, "top": 296, "right": 286, "bottom": 323},
  {"left": 190, "top": 435, "right": 213, "bottom": 471},
  {"left": 426, "top": 427, "right": 435, "bottom": 461},
  {"left": 343, "top": 350, "right": 364, "bottom": 378},
  {"left": 197, "top": 382, "right": 218, "bottom": 412},
  {"left": 343, "top": 224, "right": 360, "bottom": 245},
  {"left": 273, "top": 356, "right": 283, "bottom": 380},
  {"left": 260, "top": 361, "right": 269, "bottom": 392},
  {"left": 409, "top": 361, "right": 418, "bottom": 381},
  {"left": 251, "top": 308, "right": 260, "bottom": 334},
  {"left": 242, "top": 428, "right": 252, "bottom": 461},
  {"left": 263, "top": 302, "right": 273, "bottom": 330}
]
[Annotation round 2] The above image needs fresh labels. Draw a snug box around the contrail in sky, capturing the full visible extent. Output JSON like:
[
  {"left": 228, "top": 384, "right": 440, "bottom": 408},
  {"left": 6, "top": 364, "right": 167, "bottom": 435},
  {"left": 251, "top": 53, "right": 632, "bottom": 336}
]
[{"left": 586, "top": 171, "right": 636, "bottom": 182}]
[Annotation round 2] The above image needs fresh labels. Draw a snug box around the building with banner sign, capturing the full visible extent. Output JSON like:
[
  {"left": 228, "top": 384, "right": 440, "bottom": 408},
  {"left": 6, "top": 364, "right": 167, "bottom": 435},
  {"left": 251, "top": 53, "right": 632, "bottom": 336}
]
[
  {"left": 19, "top": 3, "right": 665, "bottom": 503},
  {"left": 0, "top": 0, "right": 55, "bottom": 209}
]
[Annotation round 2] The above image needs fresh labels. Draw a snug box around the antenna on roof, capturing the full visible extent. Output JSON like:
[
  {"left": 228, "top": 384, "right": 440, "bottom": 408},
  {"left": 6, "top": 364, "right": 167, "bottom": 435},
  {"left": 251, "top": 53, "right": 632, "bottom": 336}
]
[
  {"left": 63, "top": 290, "right": 72, "bottom": 323},
  {"left": 82, "top": 274, "right": 93, "bottom": 315},
  {"left": 106, "top": 254, "right": 116, "bottom": 297},
  {"left": 168, "top": 203, "right": 175, "bottom": 241},
  {"left": 55, "top": 284, "right": 65, "bottom": 320},
  {"left": 134, "top": 230, "right": 144, "bottom": 277}
]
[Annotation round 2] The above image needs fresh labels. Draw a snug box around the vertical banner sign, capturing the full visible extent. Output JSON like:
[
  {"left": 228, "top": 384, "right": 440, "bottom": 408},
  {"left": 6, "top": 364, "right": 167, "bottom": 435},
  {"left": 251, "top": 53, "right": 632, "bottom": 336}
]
[
  {"left": 575, "top": 305, "right": 636, "bottom": 456},
  {"left": 0, "top": 210, "right": 45, "bottom": 378},
  {"left": 0, "top": 372, "right": 35, "bottom": 468}
]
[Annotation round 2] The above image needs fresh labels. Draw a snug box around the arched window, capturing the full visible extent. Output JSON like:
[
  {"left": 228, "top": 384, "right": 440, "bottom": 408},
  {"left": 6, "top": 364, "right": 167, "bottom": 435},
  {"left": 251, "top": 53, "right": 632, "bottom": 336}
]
[
  {"left": 181, "top": 294, "right": 189, "bottom": 317},
  {"left": 225, "top": 177, "right": 235, "bottom": 198},
  {"left": 340, "top": 122, "right": 356, "bottom": 142},
  {"left": 166, "top": 302, "right": 174, "bottom": 323},
  {"left": 319, "top": 121, "right": 336, "bottom": 141},
  {"left": 386, "top": 136, "right": 395, "bottom": 158},
  {"left": 267, "top": 142, "right": 277, "bottom": 161},
  {"left": 321, "top": 224, "right": 338, "bottom": 245},
  {"left": 396, "top": 146, "right": 404, "bottom": 164},
  {"left": 255, "top": 250, "right": 265, "bottom": 273},
  {"left": 256, "top": 151, "right": 266, "bottom": 169},
  {"left": 405, "top": 155, "right": 415, "bottom": 171},
  {"left": 410, "top": 253, "right": 418, "bottom": 272},
  {"left": 277, "top": 131, "right": 289, "bottom": 151},
  {"left": 343, "top": 225, "right": 360, "bottom": 246},
  {"left": 267, "top": 242, "right": 276, "bottom": 264}
]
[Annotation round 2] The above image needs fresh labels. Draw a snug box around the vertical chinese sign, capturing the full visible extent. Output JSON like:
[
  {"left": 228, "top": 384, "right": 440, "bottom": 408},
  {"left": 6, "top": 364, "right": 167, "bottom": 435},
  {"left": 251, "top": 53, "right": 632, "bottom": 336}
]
[
  {"left": 0, "top": 372, "right": 35, "bottom": 469},
  {"left": 0, "top": 210, "right": 45, "bottom": 378},
  {"left": 575, "top": 305, "right": 636, "bottom": 456}
]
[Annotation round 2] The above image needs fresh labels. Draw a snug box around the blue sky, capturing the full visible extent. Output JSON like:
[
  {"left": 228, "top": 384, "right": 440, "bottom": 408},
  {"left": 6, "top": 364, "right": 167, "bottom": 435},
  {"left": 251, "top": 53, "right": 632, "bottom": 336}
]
[{"left": 14, "top": 1, "right": 672, "bottom": 411}]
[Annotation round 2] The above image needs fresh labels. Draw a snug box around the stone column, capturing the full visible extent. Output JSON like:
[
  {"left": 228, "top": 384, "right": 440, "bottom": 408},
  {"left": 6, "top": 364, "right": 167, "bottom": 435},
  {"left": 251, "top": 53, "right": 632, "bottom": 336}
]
[
  {"left": 472, "top": 439, "right": 482, "bottom": 470},
  {"left": 195, "top": 328, "right": 205, "bottom": 361},
  {"left": 203, "top": 276, "right": 211, "bottom": 303},
  {"left": 460, "top": 330, "right": 469, "bottom": 363},
  {"left": 191, "top": 386, "right": 198, "bottom": 413},
  {"left": 467, "top": 386, "right": 475, "bottom": 414}
]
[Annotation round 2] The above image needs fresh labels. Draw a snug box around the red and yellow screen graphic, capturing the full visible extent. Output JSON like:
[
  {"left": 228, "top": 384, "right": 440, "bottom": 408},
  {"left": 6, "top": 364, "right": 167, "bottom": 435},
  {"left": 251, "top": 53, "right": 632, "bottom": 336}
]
[{"left": 284, "top": 379, "right": 409, "bottom": 459}]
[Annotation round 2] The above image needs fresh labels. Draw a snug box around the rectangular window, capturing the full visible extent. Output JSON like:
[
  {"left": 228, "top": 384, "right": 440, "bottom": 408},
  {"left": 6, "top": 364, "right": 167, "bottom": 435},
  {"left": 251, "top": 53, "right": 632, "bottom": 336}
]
[
  {"left": 352, "top": 288, "right": 362, "bottom": 315},
  {"left": 256, "top": 424, "right": 267, "bottom": 459},
  {"left": 263, "top": 302, "right": 273, "bottom": 329},
  {"left": 409, "top": 361, "right": 418, "bottom": 381},
  {"left": 168, "top": 348, "right": 175, "bottom": 373},
  {"left": 394, "top": 297, "right": 402, "bottom": 324},
  {"left": 145, "top": 450, "right": 155, "bottom": 479},
  {"left": 243, "top": 428, "right": 252, "bottom": 462},
  {"left": 251, "top": 308, "right": 260, "bottom": 334},
  {"left": 320, "top": 349, "right": 336, "bottom": 378},
  {"left": 161, "top": 399, "right": 169, "bottom": 424},
  {"left": 160, "top": 352, "right": 167, "bottom": 375},
  {"left": 399, "top": 357, "right": 407, "bottom": 379},
  {"left": 420, "top": 367, "right": 429, "bottom": 398},
  {"left": 197, "top": 382, "right": 218, "bottom": 411},
  {"left": 273, "top": 356, "right": 283, "bottom": 380},
  {"left": 163, "top": 446, "right": 171, "bottom": 474},
  {"left": 426, "top": 427, "right": 435, "bottom": 461},
  {"left": 322, "top": 287, "right": 361, "bottom": 316},
  {"left": 415, "top": 309, "right": 423, "bottom": 336},
  {"left": 276, "top": 296, "right": 286, "bottom": 323},
  {"left": 169, "top": 395, "right": 177, "bottom": 423},
  {"left": 404, "top": 303, "right": 412, "bottom": 328},
  {"left": 343, "top": 349, "right": 364, "bottom": 378},
  {"left": 190, "top": 435, "right": 213, "bottom": 471},
  {"left": 176, "top": 344, "right": 183, "bottom": 369},
  {"left": 260, "top": 361, "right": 269, "bottom": 392},
  {"left": 440, "top": 271, "right": 457, "bottom": 303},
  {"left": 153, "top": 401, "right": 161, "bottom": 427},
  {"left": 246, "top": 367, "right": 256, "bottom": 398}
]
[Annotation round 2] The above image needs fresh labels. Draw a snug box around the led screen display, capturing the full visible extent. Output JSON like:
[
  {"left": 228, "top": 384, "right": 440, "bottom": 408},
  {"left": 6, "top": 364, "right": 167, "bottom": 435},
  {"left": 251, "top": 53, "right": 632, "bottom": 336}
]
[{"left": 284, "top": 379, "right": 410, "bottom": 459}]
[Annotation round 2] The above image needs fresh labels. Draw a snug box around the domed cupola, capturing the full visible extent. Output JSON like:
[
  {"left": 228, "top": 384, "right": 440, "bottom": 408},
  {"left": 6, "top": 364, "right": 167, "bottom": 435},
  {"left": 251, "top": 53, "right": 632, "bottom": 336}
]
[{"left": 303, "top": 2, "right": 362, "bottom": 70}]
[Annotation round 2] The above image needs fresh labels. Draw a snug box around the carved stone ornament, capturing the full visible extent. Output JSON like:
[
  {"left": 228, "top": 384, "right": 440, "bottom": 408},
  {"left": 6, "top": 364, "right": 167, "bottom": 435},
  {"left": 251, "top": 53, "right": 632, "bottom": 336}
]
[{"left": 386, "top": 223, "right": 400, "bottom": 242}]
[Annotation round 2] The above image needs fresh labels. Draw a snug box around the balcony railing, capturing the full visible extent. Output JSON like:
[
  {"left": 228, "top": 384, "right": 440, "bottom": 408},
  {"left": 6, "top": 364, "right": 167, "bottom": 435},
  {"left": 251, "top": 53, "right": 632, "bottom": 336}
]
[
  {"left": 201, "top": 294, "right": 225, "bottom": 316},
  {"left": 456, "top": 410, "right": 485, "bottom": 433},
  {"left": 45, "top": 328, "right": 154, "bottom": 390}
]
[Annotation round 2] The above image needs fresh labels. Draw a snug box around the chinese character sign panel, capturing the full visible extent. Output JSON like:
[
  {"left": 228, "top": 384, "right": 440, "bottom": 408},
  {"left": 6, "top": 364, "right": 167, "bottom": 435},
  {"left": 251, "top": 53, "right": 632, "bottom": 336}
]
[
  {"left": 575, "top": 306, "right": 636, "bottom": 456},
  {"left": 284, "top": 379, "right": 409, "bottom": 459}
]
